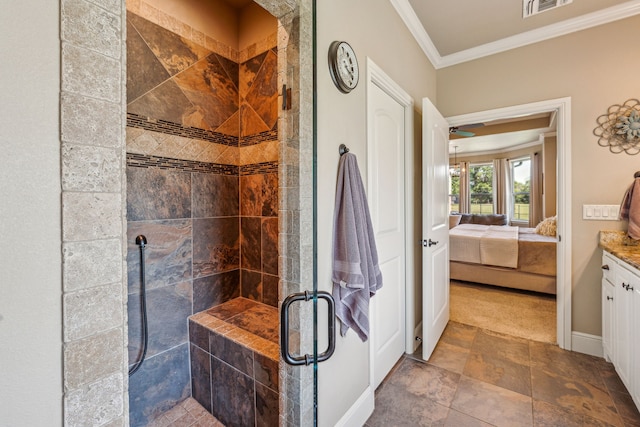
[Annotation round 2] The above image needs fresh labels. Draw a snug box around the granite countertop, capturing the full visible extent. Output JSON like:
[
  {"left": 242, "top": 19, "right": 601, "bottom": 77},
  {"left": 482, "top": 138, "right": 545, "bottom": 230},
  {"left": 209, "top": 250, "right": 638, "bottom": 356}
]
[{"left": 599, "top": 230, "right": 640, "bottom": 270}]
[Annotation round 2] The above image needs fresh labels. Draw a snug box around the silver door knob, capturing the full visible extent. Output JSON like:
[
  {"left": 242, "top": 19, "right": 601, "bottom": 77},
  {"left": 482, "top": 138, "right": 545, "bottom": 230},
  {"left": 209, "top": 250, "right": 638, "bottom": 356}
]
[{"left": 422, "top": 239, "right": 439, "bottom": 247}]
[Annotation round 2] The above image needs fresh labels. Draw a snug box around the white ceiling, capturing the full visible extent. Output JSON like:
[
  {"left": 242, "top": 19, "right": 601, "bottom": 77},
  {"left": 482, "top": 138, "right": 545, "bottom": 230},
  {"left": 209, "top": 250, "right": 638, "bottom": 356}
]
[{"left": 390, "top": 0, "right": 640, "bottom": 69}]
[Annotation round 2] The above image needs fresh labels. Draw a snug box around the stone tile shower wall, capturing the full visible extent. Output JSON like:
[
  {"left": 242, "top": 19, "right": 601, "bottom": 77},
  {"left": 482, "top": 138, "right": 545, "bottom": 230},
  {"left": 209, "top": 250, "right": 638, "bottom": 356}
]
[
  {"left": 125, "top": 8, "right": 279, "bottom": 426},
  {"left": 60, "top": 0, "right": 128, "bottom": 425},
  {"left": 59, "top": 0, "right": 310, "bottom": 425}
]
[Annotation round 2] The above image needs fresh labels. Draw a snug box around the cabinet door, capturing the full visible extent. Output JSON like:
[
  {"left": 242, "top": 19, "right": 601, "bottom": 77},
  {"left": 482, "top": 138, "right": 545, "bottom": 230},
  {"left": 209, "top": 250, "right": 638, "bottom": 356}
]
[
  {"left": 614, "top": 267, "right": 633, "bottom": 390},
  {"left": 633, "top": 287, "right": 640, "bottom": 409},
  {"left": 602, "top": 252, "right": 616, "bottom": 284},
  {"left": 602, "top": 277, "right": 615, "bottom": 362}
]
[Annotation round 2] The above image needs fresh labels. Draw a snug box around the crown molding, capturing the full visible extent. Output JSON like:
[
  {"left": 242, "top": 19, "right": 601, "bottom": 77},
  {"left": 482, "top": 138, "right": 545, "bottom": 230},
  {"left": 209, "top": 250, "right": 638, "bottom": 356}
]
[
  {"left": 388, "top": 0, "right": 442, "bottom": 66},
  {"left": 390, "top": 0, "right": 640, "bottom": 69}
]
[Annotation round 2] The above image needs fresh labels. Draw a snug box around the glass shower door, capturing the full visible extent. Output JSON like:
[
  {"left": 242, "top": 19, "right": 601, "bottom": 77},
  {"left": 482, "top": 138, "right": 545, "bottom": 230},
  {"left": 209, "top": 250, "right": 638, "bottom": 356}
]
[{"left": 279, "top": 1, "right": 336, "bottom": 425}]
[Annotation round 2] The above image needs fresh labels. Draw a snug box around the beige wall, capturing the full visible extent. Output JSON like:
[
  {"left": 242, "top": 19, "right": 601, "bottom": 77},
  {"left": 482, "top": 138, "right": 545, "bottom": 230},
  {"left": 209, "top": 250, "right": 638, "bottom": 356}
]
[
  {"left": 317, "top": 0, "right": 436, "bottom": 424},
  {"left": 544, "top": 136, "right": 558, "bottom": 218},
  {"left": 0, "top": 1, "right": 63, "bottom": 425},
  {"left": 437, "top": 15, "right": 640, "bottom": 336}
]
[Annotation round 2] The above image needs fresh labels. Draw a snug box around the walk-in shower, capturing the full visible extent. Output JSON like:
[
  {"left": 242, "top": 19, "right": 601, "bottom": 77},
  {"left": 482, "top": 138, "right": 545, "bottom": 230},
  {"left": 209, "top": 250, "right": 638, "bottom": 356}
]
[{"left": 125, "top": 1, "right": 280, "bottom": 424}]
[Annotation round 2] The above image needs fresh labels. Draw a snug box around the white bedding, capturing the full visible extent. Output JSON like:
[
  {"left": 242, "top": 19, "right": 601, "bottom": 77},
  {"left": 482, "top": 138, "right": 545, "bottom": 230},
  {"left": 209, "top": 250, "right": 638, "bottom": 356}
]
[
  {"left": 449, "top": 224, "right": 485, "bottom": 264},
  {"left": 479, "top": 225, "right": 518, "bottom": 268},
  {"left": 449, "top": 224, "right": 519, "bottom": 268}
]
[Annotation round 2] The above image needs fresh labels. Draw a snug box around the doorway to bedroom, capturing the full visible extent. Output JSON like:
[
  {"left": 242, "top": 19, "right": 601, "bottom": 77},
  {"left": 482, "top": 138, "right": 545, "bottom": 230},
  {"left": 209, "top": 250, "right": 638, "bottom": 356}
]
[{"left": 445, "top": 98, "right": 571, "bottom": 349}]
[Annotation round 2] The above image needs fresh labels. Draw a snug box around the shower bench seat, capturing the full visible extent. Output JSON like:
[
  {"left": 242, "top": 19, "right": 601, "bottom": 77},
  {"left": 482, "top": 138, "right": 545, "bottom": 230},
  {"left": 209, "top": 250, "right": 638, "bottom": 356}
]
[{"left": 188, "top": 297, "right": 279, "bottom": 426}]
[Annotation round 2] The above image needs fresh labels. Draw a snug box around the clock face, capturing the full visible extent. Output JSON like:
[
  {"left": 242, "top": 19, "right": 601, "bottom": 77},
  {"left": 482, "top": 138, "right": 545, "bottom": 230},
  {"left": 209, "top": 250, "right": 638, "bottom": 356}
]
[{"left": 329, "top": 41, "right": 359, "bottom": 93}]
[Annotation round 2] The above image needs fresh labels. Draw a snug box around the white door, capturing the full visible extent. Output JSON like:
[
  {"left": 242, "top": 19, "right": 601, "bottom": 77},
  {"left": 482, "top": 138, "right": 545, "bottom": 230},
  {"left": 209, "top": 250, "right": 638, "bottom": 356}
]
[
  {"left": 367, "top": 79, "right": 406, "bottom": 389},
  {"left": 421, "top": 98, "right": 450, "bottom": 360}
]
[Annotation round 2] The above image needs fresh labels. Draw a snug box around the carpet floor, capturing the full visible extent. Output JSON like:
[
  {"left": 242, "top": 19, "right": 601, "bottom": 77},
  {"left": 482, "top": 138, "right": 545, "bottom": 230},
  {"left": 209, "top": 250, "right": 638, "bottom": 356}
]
[{"left": 450, "top": 280, "right": 557, "bottom": 343}]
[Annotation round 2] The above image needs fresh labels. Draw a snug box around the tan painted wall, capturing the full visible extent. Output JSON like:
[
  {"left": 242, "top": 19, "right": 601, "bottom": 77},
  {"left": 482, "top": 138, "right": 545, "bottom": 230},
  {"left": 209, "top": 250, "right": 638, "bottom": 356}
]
[
  {"left": 316, "top": 0, "right": 436, "bottom": 424},
  {"left": 544, "top": 136, "right": 558, "bottom": 218},
  {"left": 437, "top": 15, "right": 640, "bottom": 336},
  {"left": 0, "top": 1, "right": 63, "bottom": 425}
]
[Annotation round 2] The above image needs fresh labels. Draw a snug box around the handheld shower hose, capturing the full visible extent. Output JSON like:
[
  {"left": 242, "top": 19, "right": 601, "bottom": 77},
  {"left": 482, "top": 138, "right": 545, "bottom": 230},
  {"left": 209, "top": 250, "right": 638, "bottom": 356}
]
[{"left": 129, "top": 235, "right": 148, "bottom": 376}]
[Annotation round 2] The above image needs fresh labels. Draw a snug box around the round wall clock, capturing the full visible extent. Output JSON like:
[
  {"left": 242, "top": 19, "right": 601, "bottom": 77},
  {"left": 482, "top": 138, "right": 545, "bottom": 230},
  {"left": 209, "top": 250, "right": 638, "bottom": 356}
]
[{"left": 328, "top": 41, "right": 359, "bottom": 93}]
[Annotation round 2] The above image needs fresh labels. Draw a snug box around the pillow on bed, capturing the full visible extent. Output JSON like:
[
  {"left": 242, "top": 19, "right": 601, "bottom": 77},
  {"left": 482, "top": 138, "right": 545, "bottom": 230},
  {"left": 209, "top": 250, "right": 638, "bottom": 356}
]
[
  {"left": 449, "top": 214, "right": 462, "bottom": 229},
  {"left": 535, "top": 216, "right": 557, "bottom": 236}
]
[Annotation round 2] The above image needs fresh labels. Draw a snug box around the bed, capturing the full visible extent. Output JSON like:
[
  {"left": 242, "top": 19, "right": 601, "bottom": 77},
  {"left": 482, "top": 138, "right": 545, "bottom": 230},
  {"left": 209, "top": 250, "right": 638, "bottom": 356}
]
[{"left": 449, "top": 223, "right": 557, "bottom": 294}]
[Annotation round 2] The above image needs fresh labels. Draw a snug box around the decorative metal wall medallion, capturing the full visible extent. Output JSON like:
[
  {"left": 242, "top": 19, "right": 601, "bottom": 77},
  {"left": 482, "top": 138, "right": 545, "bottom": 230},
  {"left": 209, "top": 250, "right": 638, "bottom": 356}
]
[{"left": 594, "top": 98, "right": 640, "bottom": 155}]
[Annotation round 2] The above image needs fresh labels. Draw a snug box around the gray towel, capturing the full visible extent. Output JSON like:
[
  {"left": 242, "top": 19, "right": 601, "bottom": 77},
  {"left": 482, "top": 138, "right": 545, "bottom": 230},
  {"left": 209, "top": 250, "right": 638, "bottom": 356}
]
[{"left": 332, "top": 152, "right": 383, "bottom": 342}]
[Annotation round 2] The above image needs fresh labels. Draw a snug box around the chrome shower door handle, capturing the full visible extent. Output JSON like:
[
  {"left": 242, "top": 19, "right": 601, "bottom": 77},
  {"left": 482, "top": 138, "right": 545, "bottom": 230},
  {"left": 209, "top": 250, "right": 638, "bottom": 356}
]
[{"left": 280, "top": 290, "right": 336, "bottom": 366}]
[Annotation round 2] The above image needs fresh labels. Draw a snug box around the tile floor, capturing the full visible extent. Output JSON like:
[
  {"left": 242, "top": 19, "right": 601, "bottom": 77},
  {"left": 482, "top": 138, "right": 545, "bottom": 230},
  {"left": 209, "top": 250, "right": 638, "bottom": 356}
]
[
  {"left": 366, "top": 321, "right": 640, "bottom": 427},
  {"left": 148, "top": 319, "right": 640, "bottom": 427},
  {"left": 146, "top": 398, "right": 222, "bottom": 427}
]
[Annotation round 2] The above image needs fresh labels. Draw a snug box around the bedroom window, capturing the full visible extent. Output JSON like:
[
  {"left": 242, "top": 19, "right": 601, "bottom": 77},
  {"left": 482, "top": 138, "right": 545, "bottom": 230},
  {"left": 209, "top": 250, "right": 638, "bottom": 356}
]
[
  {"left": 449, "top": 167, "right": 460, "bottom": 213},
  {"left": 469, "top": 163, "right": 494, "bottom": 214},
  {"left": 511, "top": 157, "right": 531, "bottom": 222}
]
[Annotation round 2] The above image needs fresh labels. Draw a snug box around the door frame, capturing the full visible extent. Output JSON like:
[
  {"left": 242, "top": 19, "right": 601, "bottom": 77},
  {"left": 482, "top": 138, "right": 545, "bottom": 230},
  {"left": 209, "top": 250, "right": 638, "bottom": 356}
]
[
  {"left": 446, "top": 97, "right": 572, "bottom": 350},
  {"left": 366, "top": 58, "right": 416, "bottom": 365}
]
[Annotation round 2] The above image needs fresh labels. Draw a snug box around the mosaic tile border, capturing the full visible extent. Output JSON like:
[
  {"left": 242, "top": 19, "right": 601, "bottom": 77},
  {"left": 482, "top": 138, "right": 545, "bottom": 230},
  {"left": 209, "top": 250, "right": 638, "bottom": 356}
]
[
  {"left": 240, "top": 161, "right": 278, "bottom": 176},
  {"left": 127, "top": 153, "right": 238, "bottom": 175},
  {"left": 240, "top": 128, "right": 278, "bottom": 147},
  {"left": 127, "top": 153, "right": 278, "bottom": 176},
  {"left": 128, "top": 113, "right": 278, "bottom": 149},
  {"left": 127, "top": 113, "right": 238, "bottom": 147}
]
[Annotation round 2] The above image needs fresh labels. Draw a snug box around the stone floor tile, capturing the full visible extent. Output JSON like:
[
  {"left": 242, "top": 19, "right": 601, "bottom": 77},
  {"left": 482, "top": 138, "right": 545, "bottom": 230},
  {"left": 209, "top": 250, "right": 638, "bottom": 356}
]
[
  {"left": 532, "top": 399, "right": 583, "bottom": 427},
  {"left": 442, "top": 409, "right": 494, "bottom": 426},
  {"left": 529, "top": 341, "right": 605, "bottom": 389},
  {"left": 531, "top": 367, "right": 623, "bottom": 427},
  {"left": 463, "top": 350, "right": 532, "bottom": 396},
  {"left": 451, "top": 376, "right": 533, "bottom": 427},
  {"left": 425, "top": 340, "right": 471, "bottom": 374},
  {"left": 368, "top": 379, "right": 449, "bottom": 427},
  {"left": 163, "top": 404, "right": 189, "bottom": 422},
  {"left": 386, "top": 357, "right": 461, "bottom": 407},
  {"left": 609, "top": 390, "right": 640, "bottom": 423},
  {"left": 473, "top": 329, "right": 531, "bottom": 366},
  {"left": 440, "top": 321, "right": 478, "bottom": 350}
]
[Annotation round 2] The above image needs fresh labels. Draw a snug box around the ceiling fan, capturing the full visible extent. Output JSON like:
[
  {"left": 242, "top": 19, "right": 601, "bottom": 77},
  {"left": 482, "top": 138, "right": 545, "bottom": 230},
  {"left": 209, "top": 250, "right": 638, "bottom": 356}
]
[{"left": 449, "top": 123, "right": 484, "bottom": 137}]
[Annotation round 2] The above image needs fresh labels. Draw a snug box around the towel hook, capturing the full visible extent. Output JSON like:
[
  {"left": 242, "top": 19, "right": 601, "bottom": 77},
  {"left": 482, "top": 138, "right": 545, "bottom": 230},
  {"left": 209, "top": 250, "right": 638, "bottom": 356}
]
[{"left": 339, "top": 144, "right": 350, "bottom": 156}]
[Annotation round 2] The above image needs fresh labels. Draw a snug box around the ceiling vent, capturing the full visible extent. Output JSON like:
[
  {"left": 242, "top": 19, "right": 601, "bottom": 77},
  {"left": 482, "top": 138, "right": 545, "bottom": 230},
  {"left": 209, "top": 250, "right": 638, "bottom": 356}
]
[{"left": 523, "top": 0, "right": 573, "bottom": 18}]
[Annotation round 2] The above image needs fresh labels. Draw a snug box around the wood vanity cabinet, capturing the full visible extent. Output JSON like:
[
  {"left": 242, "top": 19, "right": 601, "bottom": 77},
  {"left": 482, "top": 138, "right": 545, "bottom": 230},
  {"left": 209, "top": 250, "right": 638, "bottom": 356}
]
[{"left": 601, "top": 251, "right": 640, "bottom": 410}]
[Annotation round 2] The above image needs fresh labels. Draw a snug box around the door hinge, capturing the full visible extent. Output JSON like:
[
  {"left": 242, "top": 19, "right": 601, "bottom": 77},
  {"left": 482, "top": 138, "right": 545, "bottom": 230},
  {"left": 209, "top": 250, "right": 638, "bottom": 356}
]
[{"left": 282, "top": 84, "right": 292, "bottom": 110}]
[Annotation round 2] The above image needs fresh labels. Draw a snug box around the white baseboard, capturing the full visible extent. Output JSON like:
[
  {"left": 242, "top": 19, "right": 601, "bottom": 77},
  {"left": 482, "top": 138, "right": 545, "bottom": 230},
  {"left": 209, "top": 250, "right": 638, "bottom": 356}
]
[
  {"left": 334, "top": 386, "right": 374, "bottom": 427},
  {"left": 571, "top": 332, "right": 603, "bottom": 358}
]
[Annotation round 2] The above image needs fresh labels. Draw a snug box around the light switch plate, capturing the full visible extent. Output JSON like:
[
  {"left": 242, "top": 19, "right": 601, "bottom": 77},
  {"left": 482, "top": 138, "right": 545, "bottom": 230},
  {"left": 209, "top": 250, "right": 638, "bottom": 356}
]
[{"left": 582, "top": 204, "right": 620, "bottom": 220}]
